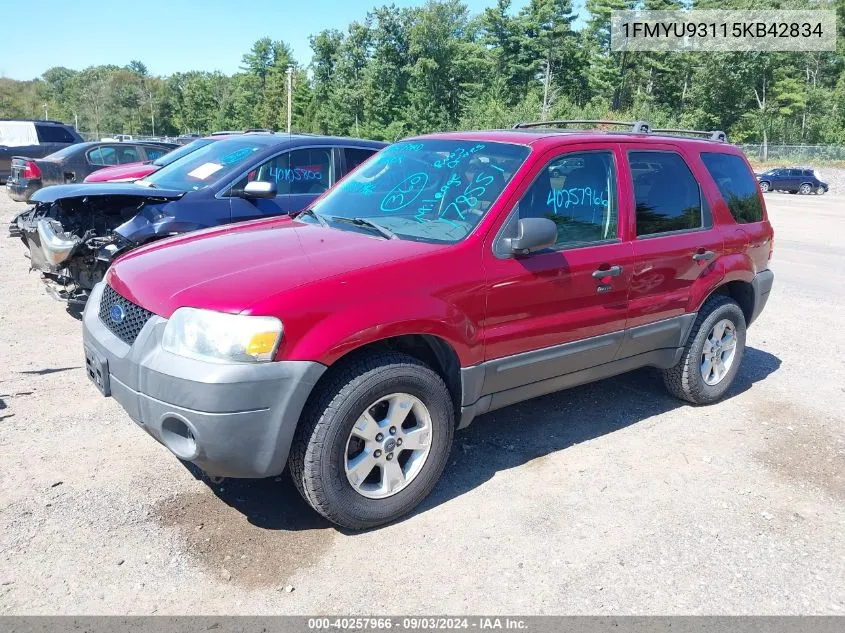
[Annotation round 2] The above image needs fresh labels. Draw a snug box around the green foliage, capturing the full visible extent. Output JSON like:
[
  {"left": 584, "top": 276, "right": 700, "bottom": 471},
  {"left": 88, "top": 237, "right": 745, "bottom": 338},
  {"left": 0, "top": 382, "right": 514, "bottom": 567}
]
[{"left": 0, "top": 0, "right": 842, "bottom": 146}]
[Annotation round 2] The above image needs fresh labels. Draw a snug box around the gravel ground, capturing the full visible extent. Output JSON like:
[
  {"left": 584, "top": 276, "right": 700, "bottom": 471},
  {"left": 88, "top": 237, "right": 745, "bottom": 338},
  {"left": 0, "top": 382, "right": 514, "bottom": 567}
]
[{"left": 0, "top": 188, "right": 843, "bottom": 615}]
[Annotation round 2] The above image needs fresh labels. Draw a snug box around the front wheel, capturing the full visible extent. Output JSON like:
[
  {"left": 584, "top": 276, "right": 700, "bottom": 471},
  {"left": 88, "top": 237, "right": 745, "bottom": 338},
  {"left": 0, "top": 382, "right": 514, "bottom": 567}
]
[
  {"left": 816, "top": 186, "right": 826, "bottom": 195},
  {"left": 758, "top": 181, "right": 770, "bottom": 193},
  {"left": 662, "top": 295, "right": 746, "bottom": 405},
  {"left": 799, "top": 183, "right": 812, "bottom": 195},
  {"left": 289, "top": 352, "right": 455, "bottom": 530}
]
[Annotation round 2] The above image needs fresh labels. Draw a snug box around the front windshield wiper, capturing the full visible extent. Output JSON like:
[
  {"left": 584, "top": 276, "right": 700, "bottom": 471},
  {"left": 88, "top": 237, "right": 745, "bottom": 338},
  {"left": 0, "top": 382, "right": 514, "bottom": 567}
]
[
  {"left": 297, "top": 208, "right": 329, "bottom": 228},
  {"left": 331, "top": 216, "right": 398, "bottom": 240}
]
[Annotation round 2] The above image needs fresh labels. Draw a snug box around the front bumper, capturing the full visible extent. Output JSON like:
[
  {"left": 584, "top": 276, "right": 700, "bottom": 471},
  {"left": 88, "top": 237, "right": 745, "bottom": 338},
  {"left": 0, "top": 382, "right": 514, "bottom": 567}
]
[{"left": 82, "top": 282, "right": 326, "bottom": 478}]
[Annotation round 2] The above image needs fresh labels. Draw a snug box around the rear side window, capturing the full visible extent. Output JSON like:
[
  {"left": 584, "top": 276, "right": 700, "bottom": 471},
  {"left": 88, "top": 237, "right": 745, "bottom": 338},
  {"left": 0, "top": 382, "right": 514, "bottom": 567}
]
[
  {"left": 117, "top": 146, "right": 140, "bottom": 163},
  {"left": 35, "top": 124, "right": 76, "bottom": 143},
  {"left": 345, "top": 147, "right": 377, "bottom": 172},
  {"left": 700, "top": 152, "right": 763, "bottom": 224},
  {"left": 88, "top": 146, "right": 119, "bottom": 166},
  {"left": 630, "top": 151, "right": 702, "bottom": 236}
]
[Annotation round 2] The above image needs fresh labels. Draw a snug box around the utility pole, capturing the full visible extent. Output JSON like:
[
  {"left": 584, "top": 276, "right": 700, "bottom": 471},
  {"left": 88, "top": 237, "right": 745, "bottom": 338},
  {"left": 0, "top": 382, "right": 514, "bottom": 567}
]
[
  {"left": 541, "top": 60, "right": 552, "bottom": 121},
  {"left": 286, "top": 67, "right": 293, "bottom": 134},
  {"left": 149, "top": 90, "right": 156, "bottom": 137},
  {"left": 43, "top": 103, "right": 48, "bottom": 120}
]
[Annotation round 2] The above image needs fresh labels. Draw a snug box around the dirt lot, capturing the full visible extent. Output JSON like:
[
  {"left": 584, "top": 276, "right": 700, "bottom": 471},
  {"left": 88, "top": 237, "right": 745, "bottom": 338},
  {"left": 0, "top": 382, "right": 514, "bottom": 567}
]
[{"left": 0, "top": 189, "right": 843, "bottom": 615}]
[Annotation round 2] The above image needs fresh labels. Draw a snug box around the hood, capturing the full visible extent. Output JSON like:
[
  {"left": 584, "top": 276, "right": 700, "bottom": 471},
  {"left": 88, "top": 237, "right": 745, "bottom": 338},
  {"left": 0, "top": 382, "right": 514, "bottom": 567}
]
[
  {"left": 84, "top": 162, "right": 157, "bottom": 183},
  {"left": 107, "top": 218, "right": 445, "bottom": 317},
  {"left": 30, "top": 183, "right": 185, "bottom": 203}
]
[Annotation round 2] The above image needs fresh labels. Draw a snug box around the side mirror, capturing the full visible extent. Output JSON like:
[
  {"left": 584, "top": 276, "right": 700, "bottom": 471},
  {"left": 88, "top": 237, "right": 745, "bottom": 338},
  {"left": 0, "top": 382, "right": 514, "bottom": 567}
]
[
  {"left": 502, "top": 217, "right": 557, "bottom": 256},
  {"left": 242, "top": 180, "right": 277, "bottom": 199}
]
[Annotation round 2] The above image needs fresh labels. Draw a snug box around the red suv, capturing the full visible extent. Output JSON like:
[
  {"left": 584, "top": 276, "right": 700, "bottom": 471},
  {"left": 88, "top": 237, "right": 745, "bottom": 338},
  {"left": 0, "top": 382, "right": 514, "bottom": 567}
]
[{"left": 81, "top": 122, "right": 774, "bottom": 529}]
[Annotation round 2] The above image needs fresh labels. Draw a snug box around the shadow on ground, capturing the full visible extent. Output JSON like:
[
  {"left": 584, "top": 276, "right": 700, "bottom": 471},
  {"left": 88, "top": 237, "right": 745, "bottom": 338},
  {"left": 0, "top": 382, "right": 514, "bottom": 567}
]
[{"left": 189, "top": 346, "right": 780, "bottom": 532}]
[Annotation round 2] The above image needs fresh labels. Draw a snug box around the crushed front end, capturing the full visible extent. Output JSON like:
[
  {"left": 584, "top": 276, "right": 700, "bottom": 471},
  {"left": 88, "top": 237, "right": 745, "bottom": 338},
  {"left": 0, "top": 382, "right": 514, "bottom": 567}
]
[{"left": 8, "top": 185, "right": 184, "bottom": 306}]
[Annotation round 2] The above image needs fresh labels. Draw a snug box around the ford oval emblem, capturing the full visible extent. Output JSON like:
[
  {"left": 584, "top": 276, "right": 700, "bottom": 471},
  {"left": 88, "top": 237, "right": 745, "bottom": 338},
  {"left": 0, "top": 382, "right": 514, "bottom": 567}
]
[{"left": 110, "top": 304, "right": 125, "bottom": 324}]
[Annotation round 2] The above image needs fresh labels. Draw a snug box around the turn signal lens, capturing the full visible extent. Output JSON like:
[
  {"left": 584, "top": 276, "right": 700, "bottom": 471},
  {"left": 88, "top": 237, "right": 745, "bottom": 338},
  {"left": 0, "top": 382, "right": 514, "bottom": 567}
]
[{"left": 246, "top": 331, "right": 281, "bottom": 357}]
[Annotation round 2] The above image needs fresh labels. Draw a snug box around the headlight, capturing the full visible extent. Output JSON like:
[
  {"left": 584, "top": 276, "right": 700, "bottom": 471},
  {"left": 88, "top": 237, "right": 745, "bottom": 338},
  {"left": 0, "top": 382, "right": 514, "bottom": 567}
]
[{"left": 162, "top": 307, "right": 283, "bottom": 363}]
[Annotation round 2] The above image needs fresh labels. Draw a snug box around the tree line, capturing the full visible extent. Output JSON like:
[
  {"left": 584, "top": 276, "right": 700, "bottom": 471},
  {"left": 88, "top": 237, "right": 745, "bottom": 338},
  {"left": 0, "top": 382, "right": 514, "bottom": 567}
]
[{"left": 1, "top": 0, "right": 844, "bottom": 147}]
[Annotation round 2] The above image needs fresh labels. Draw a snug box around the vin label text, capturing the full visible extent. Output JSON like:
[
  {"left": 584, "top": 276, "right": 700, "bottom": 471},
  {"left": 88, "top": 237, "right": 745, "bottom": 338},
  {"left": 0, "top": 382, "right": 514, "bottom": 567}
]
[{"left": 611, "top": 10, "right": 836, "bottom": 52}]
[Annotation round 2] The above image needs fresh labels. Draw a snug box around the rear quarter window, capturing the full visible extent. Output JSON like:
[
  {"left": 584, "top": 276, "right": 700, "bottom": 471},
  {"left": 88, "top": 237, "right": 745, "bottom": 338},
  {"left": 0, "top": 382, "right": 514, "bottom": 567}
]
[
  {"left": 35, "top": 124, "right": 76, "bottom": 143},
  {"left": 700, "top": 152, "right": 763, "bottom": 224}
]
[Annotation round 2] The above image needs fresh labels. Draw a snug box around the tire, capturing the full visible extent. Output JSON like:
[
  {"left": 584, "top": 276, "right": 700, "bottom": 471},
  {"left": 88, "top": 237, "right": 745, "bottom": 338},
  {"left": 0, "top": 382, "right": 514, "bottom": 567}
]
[
  {"left": 758, "top": 181, "right": 770, "bottom": 193},
  {"left": 799, "top": 183, "right": 812, "bottom": 195},
  {"left": 816, "top": 186, "right": 825, "bottom": 195},
  {"left": 662, "top": 295, "right": 746, "bottom": 405},
  {"left": 289, "top": 352, "right": 455, "bottom": 530}
]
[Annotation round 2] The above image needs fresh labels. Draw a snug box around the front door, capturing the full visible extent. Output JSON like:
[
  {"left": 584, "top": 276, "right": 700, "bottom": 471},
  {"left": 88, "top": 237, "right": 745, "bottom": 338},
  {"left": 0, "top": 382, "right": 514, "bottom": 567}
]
[
  {"left": 480, "top": 144, "right": 633, "bottom": 394},
  {"left": 228, "top": 147, "right": 335, "bottom": 221}
]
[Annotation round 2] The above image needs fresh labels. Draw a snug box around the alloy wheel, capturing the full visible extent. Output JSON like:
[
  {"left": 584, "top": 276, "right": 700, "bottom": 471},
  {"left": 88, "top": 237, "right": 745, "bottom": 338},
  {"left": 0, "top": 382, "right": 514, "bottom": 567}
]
[
  {"left": 700, "top": 318, "right": 738, "bottom": 386},
  {"left": 344, "top": 392, "right": 433, "bottom": 499}
]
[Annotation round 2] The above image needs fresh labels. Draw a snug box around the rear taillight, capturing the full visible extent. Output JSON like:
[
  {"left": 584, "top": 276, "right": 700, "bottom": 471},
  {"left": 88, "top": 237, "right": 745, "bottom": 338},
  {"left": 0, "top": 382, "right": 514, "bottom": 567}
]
[
  {"left": 768, "top": 234, "right": 774, "bottom": 261},
  {"left": 23, "top": 161, "right": 41, "bottom": 179}
]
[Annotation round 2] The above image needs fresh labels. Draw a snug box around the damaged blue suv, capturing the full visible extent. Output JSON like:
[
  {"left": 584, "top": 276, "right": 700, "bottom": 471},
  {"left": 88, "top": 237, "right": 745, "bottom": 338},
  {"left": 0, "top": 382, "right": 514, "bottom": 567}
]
[{"left": 10, "top": 133, "right": 385, "bottom": 305}]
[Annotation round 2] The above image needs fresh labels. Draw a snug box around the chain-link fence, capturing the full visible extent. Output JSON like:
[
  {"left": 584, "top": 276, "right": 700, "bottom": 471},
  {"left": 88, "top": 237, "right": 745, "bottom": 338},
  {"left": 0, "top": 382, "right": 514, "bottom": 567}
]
[
  {"left": 78, "top": 131, "right": 183, "bottom": 143},
  {"left": 739, "top": 144, "right": 845, "bottom": 163}
]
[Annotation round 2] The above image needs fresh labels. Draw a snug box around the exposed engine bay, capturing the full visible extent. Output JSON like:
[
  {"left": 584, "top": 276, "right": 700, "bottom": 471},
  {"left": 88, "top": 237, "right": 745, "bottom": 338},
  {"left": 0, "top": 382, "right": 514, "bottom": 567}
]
[{"left": 9, "top": 188, "right": 183, "bottom": 305}]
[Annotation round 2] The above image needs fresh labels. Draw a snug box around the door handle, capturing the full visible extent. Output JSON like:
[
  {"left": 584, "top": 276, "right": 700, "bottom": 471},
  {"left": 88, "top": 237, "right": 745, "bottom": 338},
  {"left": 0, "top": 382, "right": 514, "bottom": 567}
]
[
  {"left": 592, "top": 265, "right": 623, "bottom": 279},
  {"left": 692, "top": 250, "right": 715, "bottom": 262}
]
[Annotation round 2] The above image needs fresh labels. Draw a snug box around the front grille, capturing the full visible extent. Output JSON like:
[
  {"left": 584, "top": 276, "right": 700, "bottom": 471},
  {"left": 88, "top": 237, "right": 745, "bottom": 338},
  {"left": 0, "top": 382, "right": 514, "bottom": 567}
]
[{"left": 98, "top": 284, "right": 154, "bottom": 346}]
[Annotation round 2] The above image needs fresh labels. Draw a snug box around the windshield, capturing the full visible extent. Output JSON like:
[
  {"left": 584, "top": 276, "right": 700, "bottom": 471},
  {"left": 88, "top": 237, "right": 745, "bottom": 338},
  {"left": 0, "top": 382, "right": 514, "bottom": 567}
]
[
  {"left": 309, "top": 139, "right": 530, "bottom": 243},
  {"left": 143, "top": 137, "right": 267, "bottom": 191},
  {"left": 152, "top": 138, "right": 216, "bottom": 167}
]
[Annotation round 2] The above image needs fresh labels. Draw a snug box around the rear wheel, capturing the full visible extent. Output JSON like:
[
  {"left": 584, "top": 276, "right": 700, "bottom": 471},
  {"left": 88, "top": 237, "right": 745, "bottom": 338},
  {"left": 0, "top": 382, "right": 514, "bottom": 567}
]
[
  {"left": 662, "top": 295, "right": 746, "bottom": 405},
  {"left": 799, "top": 183, "right": 812, "bottom": 195},
  {"left": 758, "top": 181, "right": 770, "bottom": 193},
  {"left": 289, "top": 352, "right": 454, "bottom": 530}
]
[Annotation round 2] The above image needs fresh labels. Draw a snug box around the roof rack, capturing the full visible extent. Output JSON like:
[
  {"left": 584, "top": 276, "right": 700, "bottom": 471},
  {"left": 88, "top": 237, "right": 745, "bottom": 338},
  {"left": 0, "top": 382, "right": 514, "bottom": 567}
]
[
  {"left": 511, "top": 119, "right": 729, "bottom": 142},
  {"left": 651, "top": 128, "right": 728, "bottom": 142},
  {"left": 513, "top": 120, "right": 652, "bottom": 134}
]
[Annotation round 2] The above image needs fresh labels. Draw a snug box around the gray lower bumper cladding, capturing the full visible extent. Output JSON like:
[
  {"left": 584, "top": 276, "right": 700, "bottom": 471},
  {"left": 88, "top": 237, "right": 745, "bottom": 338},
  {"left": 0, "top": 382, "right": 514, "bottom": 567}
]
[{"left": 82, "top": 282, "right": 326, "bottom": 478}]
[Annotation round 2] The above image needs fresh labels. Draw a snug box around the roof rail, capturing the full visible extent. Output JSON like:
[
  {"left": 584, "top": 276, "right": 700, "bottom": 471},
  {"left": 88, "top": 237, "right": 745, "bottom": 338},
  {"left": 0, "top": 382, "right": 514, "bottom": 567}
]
[
  {"left": 651, "top": 128, "right": 728, "bottom": 143},
  {"left": 512, "top": 120, "right": 652, "bottom": 134}
]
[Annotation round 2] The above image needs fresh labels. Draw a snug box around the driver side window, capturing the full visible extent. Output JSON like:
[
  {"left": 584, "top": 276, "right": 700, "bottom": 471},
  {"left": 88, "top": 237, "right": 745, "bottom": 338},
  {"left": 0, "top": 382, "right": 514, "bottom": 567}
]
[
  {"left": 516, "top": 151, "right": 618, "bottom": 248},
  {"left": 229, "top": 148, "right": 332, "bottom": 196}
]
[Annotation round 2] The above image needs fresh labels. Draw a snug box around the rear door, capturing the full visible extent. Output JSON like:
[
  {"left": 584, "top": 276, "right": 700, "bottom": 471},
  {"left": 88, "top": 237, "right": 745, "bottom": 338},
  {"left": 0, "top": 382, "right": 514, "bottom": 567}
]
[
  {"left": 622, "top": 145, "right": 723, "bottom": 332},
  {"left": 227, "top": 146, "right": 335, "bottom": 221}
]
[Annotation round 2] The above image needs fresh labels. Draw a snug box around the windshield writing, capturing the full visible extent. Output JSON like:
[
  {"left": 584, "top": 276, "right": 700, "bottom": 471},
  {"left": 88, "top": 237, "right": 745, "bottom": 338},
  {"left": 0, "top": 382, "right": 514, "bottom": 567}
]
[{"left": 309, "top": 140, "right": 529, "bottom": 243}]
